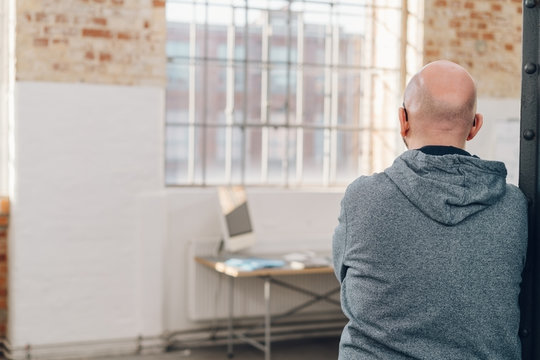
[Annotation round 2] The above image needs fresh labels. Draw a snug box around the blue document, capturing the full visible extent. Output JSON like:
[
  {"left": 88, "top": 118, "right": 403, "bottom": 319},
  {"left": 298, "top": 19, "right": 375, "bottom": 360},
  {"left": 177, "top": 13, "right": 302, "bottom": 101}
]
[{"left": 224, "top": 258, "right": 286, "bottom": 271}]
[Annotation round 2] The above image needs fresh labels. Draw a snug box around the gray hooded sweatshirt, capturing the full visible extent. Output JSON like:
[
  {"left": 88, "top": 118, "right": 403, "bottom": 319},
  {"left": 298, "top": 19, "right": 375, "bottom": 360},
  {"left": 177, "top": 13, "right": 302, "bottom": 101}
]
[{"left": 333, "top": 148, "right": 528, "bottom": 360}]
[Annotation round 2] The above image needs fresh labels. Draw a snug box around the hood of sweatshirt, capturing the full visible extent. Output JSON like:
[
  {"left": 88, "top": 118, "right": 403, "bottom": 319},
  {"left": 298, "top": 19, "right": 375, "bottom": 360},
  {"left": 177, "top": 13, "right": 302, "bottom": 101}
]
[{"left": 384, "top": 149, "right": 508, "bottom": 226}]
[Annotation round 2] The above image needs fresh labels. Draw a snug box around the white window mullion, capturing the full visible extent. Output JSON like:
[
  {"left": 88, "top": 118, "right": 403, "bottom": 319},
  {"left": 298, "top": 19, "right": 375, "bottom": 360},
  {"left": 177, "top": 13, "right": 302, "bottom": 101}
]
[
  {"left": 282, "top": 3, "right": 292, "bottom": 186},
  {"left": 201, "top": 1, "right": 210, "bottom": 184},
  {"left": 224, "top": 10, "right": 236, "bottom": 183},
  {"left": 241, "top": 0, "right": 249, "bottom": 184},
  {"left": 329, "top": 16, "right": 340, "bottom": 184},
  {"left": 260, "top": 10, "right": 270, "bottom": 183},
  {"left": 359, "top": 4, "right": 375, "bottom": 176},
  {"left": 322, "top": 21, "right": 332, "bottom": 186},
  {"left": 295, "top": 13, "right": 304, "bottom": 185},
  {"left": 187, "top": 2, "right": 197, "bottom": 184}
]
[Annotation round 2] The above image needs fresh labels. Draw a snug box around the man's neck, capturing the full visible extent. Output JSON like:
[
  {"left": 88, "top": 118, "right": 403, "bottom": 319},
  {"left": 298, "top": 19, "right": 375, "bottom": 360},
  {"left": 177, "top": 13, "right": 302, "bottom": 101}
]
[{"left": 406, "top": 136, "right": 467, "bottom": 150}]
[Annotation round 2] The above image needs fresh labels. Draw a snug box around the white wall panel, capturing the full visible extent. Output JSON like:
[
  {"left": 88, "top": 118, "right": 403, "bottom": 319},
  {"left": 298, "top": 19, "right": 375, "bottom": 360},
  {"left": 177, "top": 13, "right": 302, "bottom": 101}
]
[
  {"left": 10, "top": 81, "right": 164, "bottom": 346},
  {"left": 469, "top": 98, "right": 520, "bottom": 185}
]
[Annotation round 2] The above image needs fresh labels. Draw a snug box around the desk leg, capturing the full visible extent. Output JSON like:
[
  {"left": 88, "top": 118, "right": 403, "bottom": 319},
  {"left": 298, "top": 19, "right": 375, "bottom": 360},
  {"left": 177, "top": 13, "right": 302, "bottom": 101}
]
[
  {"left": 228, "top": 276, "right": 234, "bottom": 358},
  {"left": 264, "top": 277, "right": 271, "bottom": 360}
]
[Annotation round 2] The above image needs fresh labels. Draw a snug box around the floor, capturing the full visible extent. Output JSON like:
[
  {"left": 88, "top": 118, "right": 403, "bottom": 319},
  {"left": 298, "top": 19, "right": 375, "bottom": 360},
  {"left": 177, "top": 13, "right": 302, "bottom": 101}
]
[{"left": 96, "top": 337, "right": 340, "bottom": 360}]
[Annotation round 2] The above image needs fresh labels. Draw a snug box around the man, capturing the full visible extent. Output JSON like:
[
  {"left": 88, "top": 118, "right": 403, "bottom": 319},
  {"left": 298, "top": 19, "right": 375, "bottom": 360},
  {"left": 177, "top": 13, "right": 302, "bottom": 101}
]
[{"left": 333, "top": 60, "right": 527, "bottom": 359}]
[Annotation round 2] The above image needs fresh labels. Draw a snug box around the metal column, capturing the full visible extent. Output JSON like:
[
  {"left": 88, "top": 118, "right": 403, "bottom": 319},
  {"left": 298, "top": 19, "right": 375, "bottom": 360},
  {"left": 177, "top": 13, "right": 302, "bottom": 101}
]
[
  {"left": 264, "top": 277, "right": 271, "bottom": 360},
  {"left": 227, "top": 276, "right": 234, "bottom": 358},
  {"left": 520, "top": 1, "right": 540, "bottom": 359}
]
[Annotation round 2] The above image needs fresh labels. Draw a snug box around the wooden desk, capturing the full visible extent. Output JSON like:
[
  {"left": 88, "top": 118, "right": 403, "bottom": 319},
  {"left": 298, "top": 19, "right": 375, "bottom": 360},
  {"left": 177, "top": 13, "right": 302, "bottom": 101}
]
[{"left": 194, "top": 256, "right": 340, "bottom": 360}]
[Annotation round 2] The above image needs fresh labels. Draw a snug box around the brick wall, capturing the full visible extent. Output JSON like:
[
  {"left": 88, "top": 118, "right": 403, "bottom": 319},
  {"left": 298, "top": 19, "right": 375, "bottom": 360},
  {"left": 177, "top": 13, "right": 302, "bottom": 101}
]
[
  {"left": 424, "top": 0, "right": 523, "bottom": 97},
  {"left": 16, "top": 0, "right": 522, "bottom": 93},
  {"left": 0, "top": 197, "right": 8, "bottom": 340},
  {"left": 16, "top": 0, "right": 166, "bottom": 86}
]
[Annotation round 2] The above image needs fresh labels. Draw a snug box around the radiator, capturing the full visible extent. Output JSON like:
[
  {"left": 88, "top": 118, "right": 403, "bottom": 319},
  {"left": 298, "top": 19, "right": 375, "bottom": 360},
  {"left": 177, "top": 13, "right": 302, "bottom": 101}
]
[{"left": 187, "top": 240, "right": 341, "bottom": 321}]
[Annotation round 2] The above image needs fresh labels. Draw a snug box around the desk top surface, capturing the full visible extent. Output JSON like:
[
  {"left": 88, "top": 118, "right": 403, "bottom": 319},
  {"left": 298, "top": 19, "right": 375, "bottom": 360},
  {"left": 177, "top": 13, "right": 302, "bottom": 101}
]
[{"left": 195, "top": 255, "right": 335, "bottom": 278}]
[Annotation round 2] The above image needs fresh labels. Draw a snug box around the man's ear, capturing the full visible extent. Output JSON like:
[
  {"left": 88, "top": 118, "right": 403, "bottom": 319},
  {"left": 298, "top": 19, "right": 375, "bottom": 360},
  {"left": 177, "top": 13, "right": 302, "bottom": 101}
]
[
  {"left": 466, "top": 113, "right": 483, "bottom": 141},
  {"left": 399, "top": 107, "right": 409, "bottom": 138}
]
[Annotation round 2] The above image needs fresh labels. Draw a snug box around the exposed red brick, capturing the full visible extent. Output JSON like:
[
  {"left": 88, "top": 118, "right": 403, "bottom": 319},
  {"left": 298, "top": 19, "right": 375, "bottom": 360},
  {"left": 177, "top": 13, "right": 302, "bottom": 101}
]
[
  {"left": 449, "top": 19, "right": 461, "bottom": 28},
  {"left": 464, "top": 2, "right": 474, "bottom": 9},
  {"left": 52, "top": 38, "right": 69, "bottom": 45},
  {"left": 34, "top": 38, "right": 49, "bottom": 47},
  {"left": 93, "top": 17, "right": 107, "bottom": 26},
  {"left": 0, "top": 198, "right": 8, "bottom": 214},
  {"left": 457, "top": 31, "right": 479, "bottom": 39},
  {"left": 477, "top": 22, "right": 487, "bottom": 30},
  {"left": 425, "top": 49, "right": 440, "bottom": 58},
  {"left": 492, "top": 4, "right": 502, "bottom": 12},
  {"left": 35, "top": 12, "right": 47, "bottom": 22},
  {"left": 17, "top": 0, "right": 168, "bottom": 86},
  {"left": 482, "top": 33, "right": 495, "bottom": 41},
  {"left": 82, "top": 28, "right": 112, "bottom": 38},
  {"left": 53, "top": 63, "right": 69, "bottom": 71},
  {"left": 505, "top": 43, "right": 514, "bottom": 51},
  {"left": 99, "top": 52, "right": 112, "bottom": 62},
  {"left": 55, "top": 14, "right": 68, "bottom": 23},
  {"left": 117, "top": 32, "right": 133, "bottom": 40},
  {"left": 470, "top": 11, "right": 491, "bottom": 20}
]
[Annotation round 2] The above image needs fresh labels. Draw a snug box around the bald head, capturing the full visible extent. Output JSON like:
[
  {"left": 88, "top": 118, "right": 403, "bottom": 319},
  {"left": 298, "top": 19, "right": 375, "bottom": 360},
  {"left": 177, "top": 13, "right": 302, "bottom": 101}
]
[{"left": 400, "top": 60, "right": 481, "bottom": 149}]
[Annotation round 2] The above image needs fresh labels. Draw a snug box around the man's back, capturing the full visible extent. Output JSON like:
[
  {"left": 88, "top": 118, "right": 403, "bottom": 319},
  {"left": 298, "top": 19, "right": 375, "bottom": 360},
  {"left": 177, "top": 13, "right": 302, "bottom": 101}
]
[{"left": 333, "top": 149, "right": 527, "bottom": 359}]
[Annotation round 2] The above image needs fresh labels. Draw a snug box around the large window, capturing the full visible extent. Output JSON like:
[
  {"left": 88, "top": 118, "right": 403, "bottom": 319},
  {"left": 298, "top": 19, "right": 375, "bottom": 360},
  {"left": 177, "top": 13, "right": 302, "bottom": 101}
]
[{"left": 166, "top": 0, "right": 406, "bottom": 187}]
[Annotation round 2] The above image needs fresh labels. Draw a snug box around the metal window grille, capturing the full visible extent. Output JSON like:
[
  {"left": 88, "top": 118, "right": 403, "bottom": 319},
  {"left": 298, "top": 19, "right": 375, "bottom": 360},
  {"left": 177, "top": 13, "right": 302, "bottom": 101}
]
[{"left": 165, "top": 0, "right": 404, "bottom": 187}]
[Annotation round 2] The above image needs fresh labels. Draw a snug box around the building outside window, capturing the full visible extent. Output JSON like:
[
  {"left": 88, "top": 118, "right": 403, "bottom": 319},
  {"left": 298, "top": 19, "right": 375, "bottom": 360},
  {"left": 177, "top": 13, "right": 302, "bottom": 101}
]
[{"left": 165, "top": 0, "right": 407, "bottom": 187}]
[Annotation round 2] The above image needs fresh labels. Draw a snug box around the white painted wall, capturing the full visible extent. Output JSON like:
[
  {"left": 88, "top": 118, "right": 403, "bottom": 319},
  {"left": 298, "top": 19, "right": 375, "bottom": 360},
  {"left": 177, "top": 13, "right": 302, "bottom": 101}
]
[
  {"left": 9, "top": 81, "right": 345, "bottom": 355},
  {"left": 468, "top": 98, "right": 521, "bottom": 185},
  {"left": 10, "top": 82, "right": 165, "bottom": 346},
  {"left": 163, "top": 188, "right": 343, "bottom": 330}
]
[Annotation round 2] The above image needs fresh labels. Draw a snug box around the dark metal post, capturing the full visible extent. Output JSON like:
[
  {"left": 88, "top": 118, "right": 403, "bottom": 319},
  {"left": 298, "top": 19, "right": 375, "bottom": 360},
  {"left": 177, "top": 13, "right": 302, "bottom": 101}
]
[{"left": 520, "top": 1, "right": 540, "bottom": 359}]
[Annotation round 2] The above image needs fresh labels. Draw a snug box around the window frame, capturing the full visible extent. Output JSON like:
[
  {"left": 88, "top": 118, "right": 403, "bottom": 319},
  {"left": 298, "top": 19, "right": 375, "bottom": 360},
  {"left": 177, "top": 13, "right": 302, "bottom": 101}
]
[{"left": 165, "top": 0, "right": 407, "bottom": 187}]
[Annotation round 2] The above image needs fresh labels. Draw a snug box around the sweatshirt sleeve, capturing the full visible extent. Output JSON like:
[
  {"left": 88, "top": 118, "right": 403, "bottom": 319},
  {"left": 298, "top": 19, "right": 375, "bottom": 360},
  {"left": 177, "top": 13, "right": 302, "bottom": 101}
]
[{"left": 333, "top": 194, "right": 348, "bottom": 283}]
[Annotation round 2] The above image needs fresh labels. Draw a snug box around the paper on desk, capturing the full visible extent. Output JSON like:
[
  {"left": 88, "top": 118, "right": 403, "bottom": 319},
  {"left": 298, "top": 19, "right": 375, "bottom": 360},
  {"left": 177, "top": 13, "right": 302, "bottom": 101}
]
[{"left": 224, "top": 258, "right": 286, "bottom": 271}]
